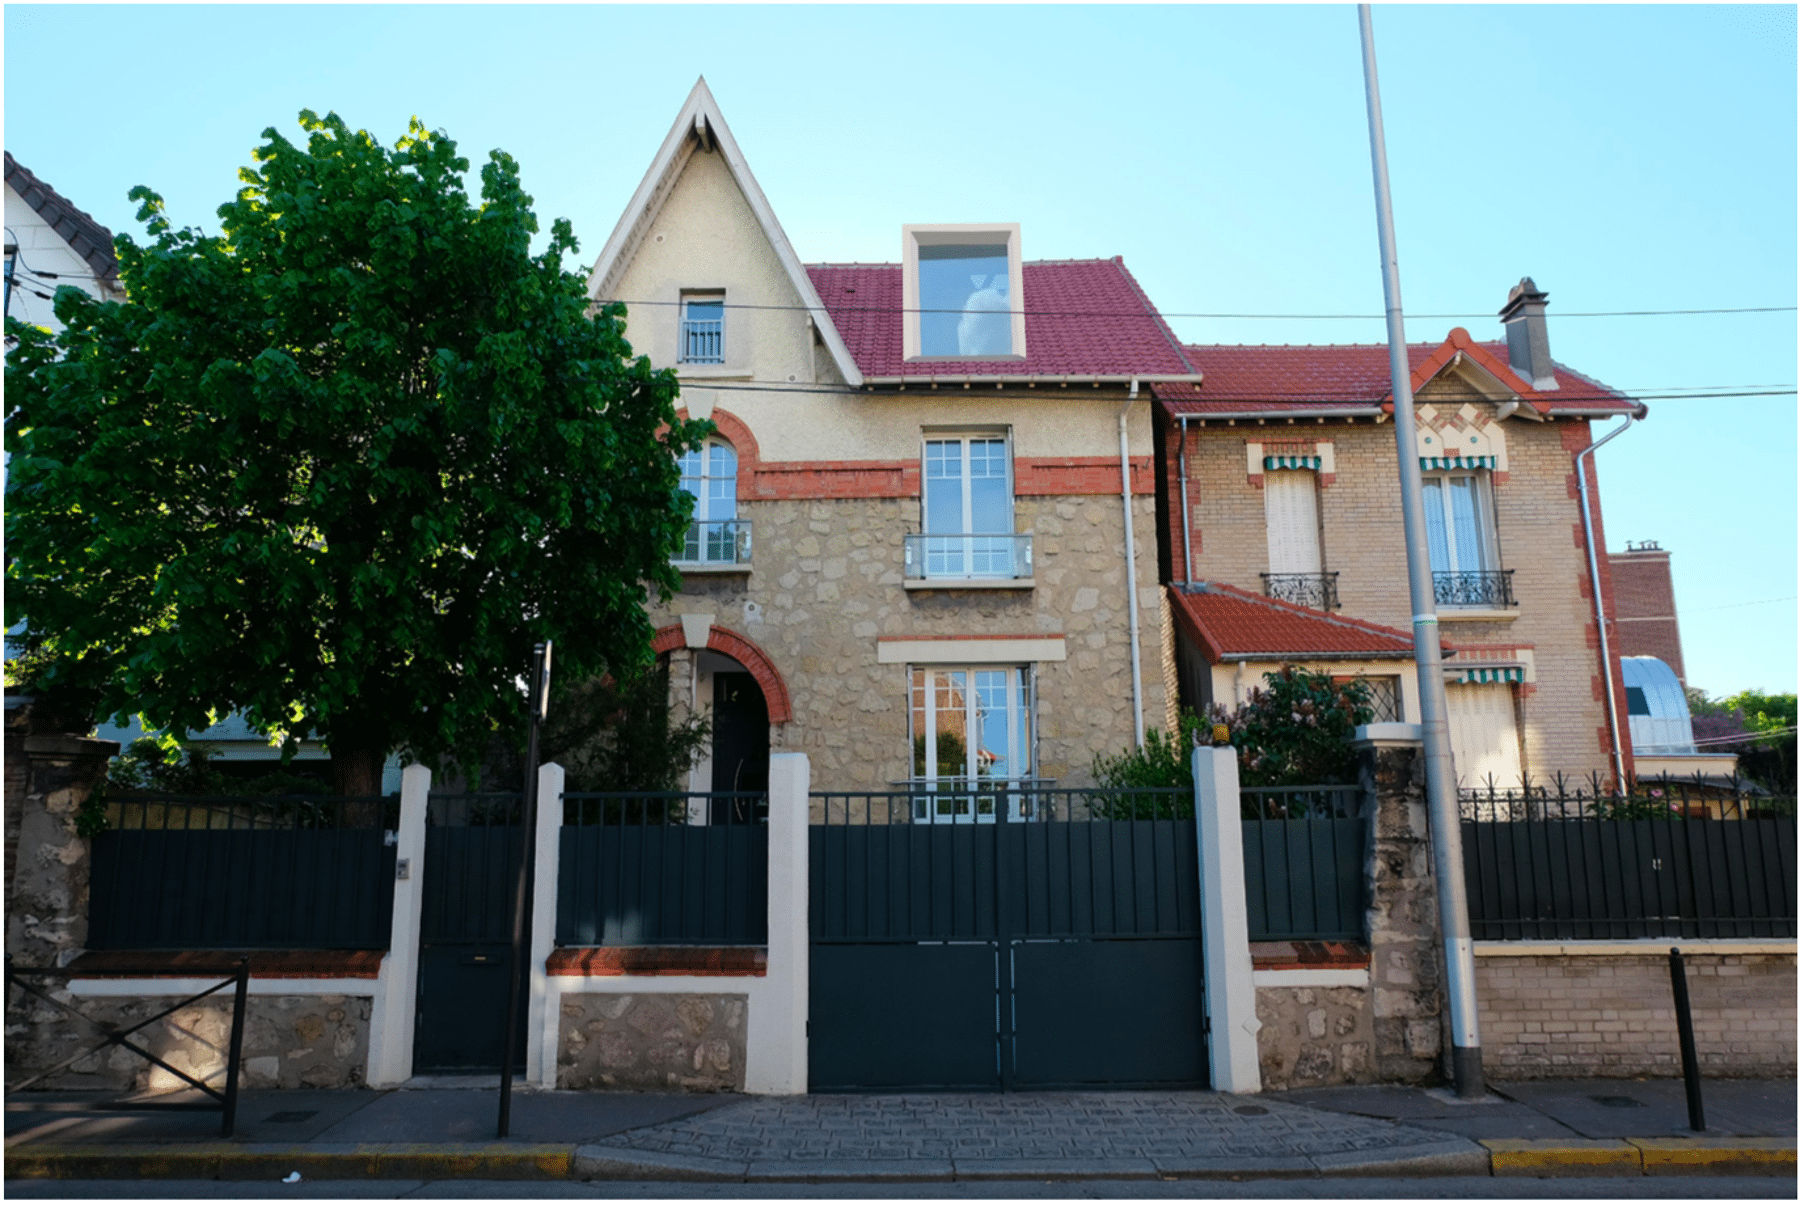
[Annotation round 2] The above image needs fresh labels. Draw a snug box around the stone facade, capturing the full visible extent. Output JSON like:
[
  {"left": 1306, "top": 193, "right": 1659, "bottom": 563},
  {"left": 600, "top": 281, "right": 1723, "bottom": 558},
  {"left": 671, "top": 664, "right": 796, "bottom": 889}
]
[
  {"left": 1166, "top": 371, "right": 1625, "bottom": 785},
  {"left": 556, "top": 992, "right": 748, "bottom": 1091},
  {"left": 6, "top": 991, "right": 372, "bottom": 1091},
  {"left": 1252, "top": 739, "right": 1448, "bottom": 1090},
  {"left": 1477, "top": 949, "right": 1797, "bottom": 1078}
]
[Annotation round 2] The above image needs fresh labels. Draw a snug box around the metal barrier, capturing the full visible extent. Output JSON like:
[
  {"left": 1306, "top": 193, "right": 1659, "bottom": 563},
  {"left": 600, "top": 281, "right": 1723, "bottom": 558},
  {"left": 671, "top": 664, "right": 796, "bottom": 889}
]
[
  {"left": 1240, "top": 785, "right": 1368, "bottom": 942},
  {"left": 5, "top": 958, "right": 250, "bottom": 1137}
]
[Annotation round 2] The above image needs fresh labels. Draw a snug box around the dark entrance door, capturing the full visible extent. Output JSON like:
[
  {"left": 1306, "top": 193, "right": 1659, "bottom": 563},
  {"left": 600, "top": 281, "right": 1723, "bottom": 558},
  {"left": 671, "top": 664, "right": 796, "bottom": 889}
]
[
  {"left": 808, "top": 788, "right": 1207, "bottom": 1091},
  {"left": 414, "top": 795, "right": 529, "bottom": 1073},
  {"left": 710, "top": 672, "right": 769, "bottom": 824}
]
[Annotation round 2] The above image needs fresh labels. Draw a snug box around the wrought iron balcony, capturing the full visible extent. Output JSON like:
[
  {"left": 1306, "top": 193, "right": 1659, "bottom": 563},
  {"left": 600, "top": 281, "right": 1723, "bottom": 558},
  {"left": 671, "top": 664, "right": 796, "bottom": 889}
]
[
  {"left": 679, "top": 318, "right": 723, "bottom": 364},
  {"left": 1261, "top": 572, "right": 1340, "bottom": 610},
  {"left": 678, "top": 519, "right": 751, "bottom": 566},
  {"left": 1433, "top": 569, "right": 1516, "bottom": 609},
  {"left": 903, "top": 533, "right": 1033, "bottom": 582}
]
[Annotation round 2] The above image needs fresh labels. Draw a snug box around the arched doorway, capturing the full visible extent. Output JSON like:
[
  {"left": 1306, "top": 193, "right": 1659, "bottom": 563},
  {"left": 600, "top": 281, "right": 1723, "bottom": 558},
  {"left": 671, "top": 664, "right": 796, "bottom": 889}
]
[{"left": 650, "top": 623, "right": 789, "bottom": 819}]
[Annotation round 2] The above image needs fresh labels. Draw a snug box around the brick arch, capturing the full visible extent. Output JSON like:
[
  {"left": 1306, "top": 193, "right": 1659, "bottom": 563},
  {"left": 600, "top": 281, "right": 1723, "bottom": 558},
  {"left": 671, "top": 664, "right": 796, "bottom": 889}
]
[
  {"left": 674, "top": 406, "right": 760, "bottom": 500},
  {"left": 650, "top": 622, "right": 792, "bottom": 724}
]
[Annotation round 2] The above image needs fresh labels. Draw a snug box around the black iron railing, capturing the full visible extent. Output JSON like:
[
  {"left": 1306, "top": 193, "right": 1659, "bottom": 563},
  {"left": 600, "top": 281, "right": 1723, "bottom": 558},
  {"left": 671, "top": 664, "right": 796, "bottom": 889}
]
[
  {"left": 1434, "top": 569, "right": 1516, "bottom": 608},
  {"left": 88, "top": 794, "right": 398, "bottom": 950},
  {"left": 1458, "top": 775, "right": 1796, "bottom": 939},
  {"left": 557, "top": 792, "right": 768, "bottom": 947},
  {"left": 1261, "top": 572, "right": 1340, "bottom": 610},
  {"left": 1240, "top": 785, "right": 1368, "bottom": 942}
]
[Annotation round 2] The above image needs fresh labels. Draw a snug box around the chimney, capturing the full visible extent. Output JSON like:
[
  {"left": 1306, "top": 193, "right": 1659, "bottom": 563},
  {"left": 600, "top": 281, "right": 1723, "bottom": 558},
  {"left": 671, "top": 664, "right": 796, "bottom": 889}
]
[{"left": 1499, "top": 277, "right": 1558, "bottom": 391}]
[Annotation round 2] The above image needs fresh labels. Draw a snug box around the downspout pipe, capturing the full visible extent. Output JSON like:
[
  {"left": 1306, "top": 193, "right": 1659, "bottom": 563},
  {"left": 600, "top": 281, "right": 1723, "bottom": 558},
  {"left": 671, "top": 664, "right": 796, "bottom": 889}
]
[
  {"left": 1178, "top": 414, "right": 1194, "bottom": 586},
  {"left": 1121, "top": 380, "right": 1146, "bottom": 748},
  {"left": 1576, "top": 409, "right": 1642, "bottom": 789}
]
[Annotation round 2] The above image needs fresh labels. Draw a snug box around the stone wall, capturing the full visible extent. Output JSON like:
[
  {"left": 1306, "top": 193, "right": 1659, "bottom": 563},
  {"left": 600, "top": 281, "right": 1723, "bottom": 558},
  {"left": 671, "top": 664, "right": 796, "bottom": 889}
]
[
  {"left": 556, "top": 992, "right": 748, "bottom": 1091},
  {"left": 1252, "top": 738, "right": 1448, "bottom": 1090},
  {"left": 1477, "top": 949, "right": 1797, "bottom": 1078},
  {"left": 5, "top": 991, "right": 372, "bottom": 1091}
]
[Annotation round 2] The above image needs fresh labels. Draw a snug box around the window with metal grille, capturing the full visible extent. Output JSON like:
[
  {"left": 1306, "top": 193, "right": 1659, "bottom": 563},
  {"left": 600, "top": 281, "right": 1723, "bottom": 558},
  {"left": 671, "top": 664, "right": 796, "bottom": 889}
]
[{"left": 679, "top": 295, "right": 724, "bottom": 364}]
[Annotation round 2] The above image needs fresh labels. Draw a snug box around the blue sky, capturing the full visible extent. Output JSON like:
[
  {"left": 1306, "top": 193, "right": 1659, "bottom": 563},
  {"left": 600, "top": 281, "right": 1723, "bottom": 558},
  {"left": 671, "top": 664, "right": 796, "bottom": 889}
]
[{"left": 6, "top": 4, "right": 1795, "bottom": 695}]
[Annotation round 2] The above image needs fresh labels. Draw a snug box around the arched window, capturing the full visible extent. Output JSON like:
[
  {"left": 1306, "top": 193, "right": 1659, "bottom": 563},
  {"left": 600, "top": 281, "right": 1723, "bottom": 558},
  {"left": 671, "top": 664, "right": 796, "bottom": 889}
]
[{"left": 677, "top": 439, "right": 745, "bottom": 564}]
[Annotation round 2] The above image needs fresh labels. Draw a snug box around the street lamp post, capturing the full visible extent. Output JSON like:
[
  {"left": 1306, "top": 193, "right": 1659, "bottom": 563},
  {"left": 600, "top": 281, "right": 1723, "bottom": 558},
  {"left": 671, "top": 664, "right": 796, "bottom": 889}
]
[{"left": 498, "top": 640, "right": 552, "bottom": 1137}]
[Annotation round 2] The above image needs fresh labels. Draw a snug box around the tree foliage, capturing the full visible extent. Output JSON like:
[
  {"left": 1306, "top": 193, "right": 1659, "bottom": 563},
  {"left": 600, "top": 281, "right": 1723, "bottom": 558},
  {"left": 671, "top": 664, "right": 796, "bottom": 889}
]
[
  {"left": 1685, "top": 686, "right": 1797, "bottom": 793},
  {"left": 481, "top": 667, "right": 711, "bottom": 795},
  {"left": 4, "top": 111, "right": 709, "bottom": 792}
]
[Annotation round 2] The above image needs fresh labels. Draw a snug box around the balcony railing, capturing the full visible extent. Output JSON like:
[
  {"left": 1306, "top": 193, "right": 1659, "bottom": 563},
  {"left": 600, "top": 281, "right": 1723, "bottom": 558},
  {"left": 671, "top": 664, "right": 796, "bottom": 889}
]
[
  {"left": 680, "top": 318, "right": 723, "bottom": 364},
  {"left": 1261, "top": 571, "right": 1340, "bottom": 610},
  {"left": 902, "top": 533, "right": 1032, "bottom": 581},
  {"left": 678, "top": 519, "right": 750, "bottom": 566},
  {"left": 1434, "top": 569, "right": 1515, "bottom": 609}
]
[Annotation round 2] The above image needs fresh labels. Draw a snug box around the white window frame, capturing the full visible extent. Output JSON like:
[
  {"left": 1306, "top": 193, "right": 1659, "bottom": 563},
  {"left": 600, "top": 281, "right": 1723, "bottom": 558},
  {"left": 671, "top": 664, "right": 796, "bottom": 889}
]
[
  {"left": 919, "top": 430, "right": 1017, "bottom": 580},
  {"left": 1422, "top": 469, "right": 1500, "bottom": 577},
  {"left": 678, "top": 291, "right": 725, "bottom": 365},
  {"left": 907, "top": 664, "right": 1035, "bottom": 823},
  {"left": 676, "top": 437, "right": 741, "bottom": 564},
  {"left": 901, "top": 224, "right": 1026, "bottom": 362}
]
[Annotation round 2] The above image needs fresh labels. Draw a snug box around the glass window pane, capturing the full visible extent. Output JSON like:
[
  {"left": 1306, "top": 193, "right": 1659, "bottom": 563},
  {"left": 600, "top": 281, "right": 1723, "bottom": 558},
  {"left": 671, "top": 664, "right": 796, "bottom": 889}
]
[
  {"left": 974, "top": 670, "right": 1011, "bottom": 782},
  {"left": 684, "top": 299, "right": 723, "bottom": 322},
  {"left": 918, "top": 244, "right": 1011, "bottom": 357},
  {"left": 924, "top": 440, "right": 965, "bottom": 536},
  {"left": 1422, "top": 478, "right": 1450, "bottom": 572},
  {"left": 1448, "top": 476, "right": 1485, "bottom": 571}
]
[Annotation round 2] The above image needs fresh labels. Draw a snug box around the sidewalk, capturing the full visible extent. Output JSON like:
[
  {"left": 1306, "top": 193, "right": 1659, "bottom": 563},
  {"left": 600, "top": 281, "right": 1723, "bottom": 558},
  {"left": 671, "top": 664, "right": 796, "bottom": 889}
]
[{"left": 6, "top": 1077, "right": 1794, "bottom": 1183}]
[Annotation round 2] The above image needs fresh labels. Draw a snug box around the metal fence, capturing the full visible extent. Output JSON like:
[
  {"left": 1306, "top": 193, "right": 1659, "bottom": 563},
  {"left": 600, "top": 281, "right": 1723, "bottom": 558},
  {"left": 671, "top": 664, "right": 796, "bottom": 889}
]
[
  {"left": 1240, "top": 785, "right": 1368, "bottom": 942},
  {"left": 556, "top": 792, "right": 769, "bottom": 946},
  {"left": 88, "top": 794, "right": 399, "bottom": 950},
  {"left": 1459, "top": 778, "right": 1797, "bottom": 940}
]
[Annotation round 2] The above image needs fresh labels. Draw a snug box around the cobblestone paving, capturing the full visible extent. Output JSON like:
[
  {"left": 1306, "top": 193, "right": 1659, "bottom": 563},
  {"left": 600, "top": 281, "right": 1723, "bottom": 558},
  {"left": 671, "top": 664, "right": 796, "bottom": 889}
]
[{"left": 604, "top": 1092, "right": 1468, "bottom": 1162}]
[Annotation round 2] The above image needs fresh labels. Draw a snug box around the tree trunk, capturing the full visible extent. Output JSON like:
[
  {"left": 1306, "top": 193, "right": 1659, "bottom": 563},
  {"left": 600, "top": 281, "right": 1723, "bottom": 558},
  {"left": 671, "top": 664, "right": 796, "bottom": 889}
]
[{"left": 329, "top": 735, "right": 387, "bottom": 827}]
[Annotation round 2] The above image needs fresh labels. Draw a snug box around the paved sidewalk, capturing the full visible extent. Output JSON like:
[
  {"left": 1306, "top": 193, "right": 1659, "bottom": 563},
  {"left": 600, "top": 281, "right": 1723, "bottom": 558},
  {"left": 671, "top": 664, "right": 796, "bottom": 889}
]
[{"left": 5, "top": 1078, "right": 1794, "bottom": 1183}]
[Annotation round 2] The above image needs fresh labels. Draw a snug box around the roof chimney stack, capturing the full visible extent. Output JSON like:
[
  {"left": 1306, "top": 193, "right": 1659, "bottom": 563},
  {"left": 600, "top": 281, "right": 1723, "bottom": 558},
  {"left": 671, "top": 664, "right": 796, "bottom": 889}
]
[{"left": 1499, "top": 277, "right": 1558, "bottom": 391}]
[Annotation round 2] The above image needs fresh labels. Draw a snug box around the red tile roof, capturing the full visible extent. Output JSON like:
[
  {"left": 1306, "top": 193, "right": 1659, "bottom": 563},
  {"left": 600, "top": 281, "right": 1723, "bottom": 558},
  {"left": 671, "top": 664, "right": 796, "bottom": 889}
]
[
  {"left": 805, "top": 257, "right": 1198, "bottom": 380},
  {"left": 1155, "top": 327, "right": 1634, "bottom": 415},
  {"left": 1170, "top": 582, "right": 1450, "bottom": 662}
]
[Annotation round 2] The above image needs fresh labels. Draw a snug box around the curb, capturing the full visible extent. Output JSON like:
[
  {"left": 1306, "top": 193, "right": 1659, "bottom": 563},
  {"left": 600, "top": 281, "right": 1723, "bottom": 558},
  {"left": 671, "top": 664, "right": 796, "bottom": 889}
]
[
  {"left": 1483, "top": 1137, "right": 1796, "bottom": 1178},
  {"left": 4, "top": 1143, "right": 574, "bottom": 1182}
]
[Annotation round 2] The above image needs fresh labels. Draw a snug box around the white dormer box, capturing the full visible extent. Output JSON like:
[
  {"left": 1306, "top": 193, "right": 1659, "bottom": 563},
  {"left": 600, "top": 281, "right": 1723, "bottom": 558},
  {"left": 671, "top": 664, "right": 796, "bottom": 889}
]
[{"left": 901, "top": 224, "right": 1026, "bottom": 362}]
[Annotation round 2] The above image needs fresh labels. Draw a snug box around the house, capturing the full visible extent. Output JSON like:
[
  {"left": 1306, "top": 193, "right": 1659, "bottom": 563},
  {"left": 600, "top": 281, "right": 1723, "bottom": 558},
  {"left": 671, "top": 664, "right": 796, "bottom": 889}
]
[
  {"left": 1609, "top": 539, "right": 1687, "bottom": 683},
  {"left": 586, "top": 78, "right": 1200, "bottom": 796},
  {"left": 1153, "top": 290, "right": 1646, "bottom": 791},
  {"left": 4, "top": 152, "right": 125, "bottom": 334}
]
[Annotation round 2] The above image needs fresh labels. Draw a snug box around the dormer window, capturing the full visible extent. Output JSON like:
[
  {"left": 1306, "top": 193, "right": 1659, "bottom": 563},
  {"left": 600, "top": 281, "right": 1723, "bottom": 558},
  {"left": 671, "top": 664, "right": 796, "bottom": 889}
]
[
  {"left": 680, "top": 293, "right": 725, "bottom": 364},
  {"left": 902, "top": 224, "right": 1025, "bottom": 361}
]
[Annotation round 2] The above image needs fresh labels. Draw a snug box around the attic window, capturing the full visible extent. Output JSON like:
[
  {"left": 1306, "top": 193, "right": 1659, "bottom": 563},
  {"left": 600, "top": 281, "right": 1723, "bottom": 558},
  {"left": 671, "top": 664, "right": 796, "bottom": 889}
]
[{"left": 902, "top": 224, "right": 1025, "bottom": 361}]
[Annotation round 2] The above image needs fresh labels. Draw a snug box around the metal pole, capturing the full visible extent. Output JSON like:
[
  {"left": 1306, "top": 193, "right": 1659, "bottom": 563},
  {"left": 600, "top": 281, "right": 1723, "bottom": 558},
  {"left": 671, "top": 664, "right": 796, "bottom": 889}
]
[
  {"left": 1357, "top": 3, "right": 1484, "bottom": 1099},
  {"left": 1576, "top": 415, "right": 1641, "bottom": 789},
  {"left": 222, "top": 958, "right": 249, "bottom": 1138},
  {"left": 1668, "top": 947, "right": 1706, "bottom": 1131},
  {"left": 498, "top": 641, "right": 552, "bottom": 1139}
]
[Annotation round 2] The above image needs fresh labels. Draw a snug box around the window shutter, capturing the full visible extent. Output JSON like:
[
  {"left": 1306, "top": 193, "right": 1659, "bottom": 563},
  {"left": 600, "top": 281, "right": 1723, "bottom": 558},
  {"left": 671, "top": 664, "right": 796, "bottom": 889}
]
[
  {"left": 1445, "top": 683, "right": 1524, "bottom": 791},
  {"left": 1264, "top": 471, "right": 1321, "bottom": 576}
]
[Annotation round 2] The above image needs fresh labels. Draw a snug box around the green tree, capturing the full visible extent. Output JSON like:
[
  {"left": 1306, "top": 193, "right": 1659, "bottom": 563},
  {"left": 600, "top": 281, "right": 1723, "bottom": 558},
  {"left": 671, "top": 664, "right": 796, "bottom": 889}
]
[
  {"left": 4, "top": 111, "right": 709, "bottom": 795},
  {"left": 1220, "top": 666, "right": 1372, "bottom": 788}
]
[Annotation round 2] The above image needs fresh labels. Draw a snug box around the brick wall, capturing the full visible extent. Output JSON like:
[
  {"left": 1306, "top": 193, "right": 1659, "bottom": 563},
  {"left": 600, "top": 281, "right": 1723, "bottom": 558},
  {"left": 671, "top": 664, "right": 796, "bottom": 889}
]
[
  {"left": 1609, "top": 549, "right": 1686, "bottom": 679},
  {"left": 1477, "top": 948, "right": 1796, "bottom": 1078}
]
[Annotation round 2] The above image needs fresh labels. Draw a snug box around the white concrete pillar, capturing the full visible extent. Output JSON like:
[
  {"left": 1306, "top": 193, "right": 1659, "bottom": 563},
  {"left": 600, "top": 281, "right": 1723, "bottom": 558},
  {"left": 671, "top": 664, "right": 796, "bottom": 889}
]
[
  {"left": 527, "top": 762, "right": 565, "bottom": 1089},
  {"left": 1192, "top": 746, "right": 1262, "bottom": 1093},
  {"left": 367, "top": 763, "right": 429, "bottom": 1087},
  {"left": 745, "top": 751, "right": 809, "bottom": 1094}
]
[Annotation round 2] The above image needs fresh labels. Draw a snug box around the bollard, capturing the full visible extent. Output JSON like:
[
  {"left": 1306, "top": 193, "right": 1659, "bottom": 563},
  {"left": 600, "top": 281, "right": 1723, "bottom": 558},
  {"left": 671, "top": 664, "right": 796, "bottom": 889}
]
[{"left": 1667, "top": 947, "right": 1705, "bottom": 1132}]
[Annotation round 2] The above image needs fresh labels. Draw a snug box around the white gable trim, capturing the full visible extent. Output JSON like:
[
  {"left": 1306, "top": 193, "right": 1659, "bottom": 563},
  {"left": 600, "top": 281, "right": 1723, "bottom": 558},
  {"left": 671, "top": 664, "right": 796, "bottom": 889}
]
[{"left": 587, "top": 77, "right": 863, "bottom": 388}]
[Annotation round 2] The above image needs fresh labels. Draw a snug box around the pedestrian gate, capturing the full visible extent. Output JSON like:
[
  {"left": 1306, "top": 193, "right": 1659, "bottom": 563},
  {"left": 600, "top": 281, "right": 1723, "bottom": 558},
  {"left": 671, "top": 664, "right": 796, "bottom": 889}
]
[{"left": 808, "top": 787, "right": 1207, "bottom": 1090}]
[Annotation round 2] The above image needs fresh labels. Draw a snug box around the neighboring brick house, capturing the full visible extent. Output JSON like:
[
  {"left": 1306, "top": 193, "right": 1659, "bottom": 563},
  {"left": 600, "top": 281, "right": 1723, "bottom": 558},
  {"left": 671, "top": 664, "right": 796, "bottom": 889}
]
[
  {"left": 585, "top": 79, "right": 1200, "bottom": 795},
  {"left": 1609, "top": 540, "right": 1685, "bottom": 681},
  {"left": 1154, "top": 290, "right": 1646, "bottom": 790}
]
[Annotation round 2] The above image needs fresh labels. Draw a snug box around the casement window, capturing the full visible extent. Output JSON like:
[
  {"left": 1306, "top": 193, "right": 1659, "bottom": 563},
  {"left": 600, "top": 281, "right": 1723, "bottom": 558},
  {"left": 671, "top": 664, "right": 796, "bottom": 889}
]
[
  {"left": 913, "top": 433, "right": 1024, "bottom": 580},
  {"left": 1446, "top": 681, "right": 1524, "bottom": 791},
  {"left": 908, "top": 665, "right": 1035, "bottom": 822},
  {"left": 1264, "top": 470, "right": 1323, "bottom": 577},
  {"left": 1422, "top": 471, "right": 1511, "bottom": 607},
  {"left": 679, "top": 293, "right": 725, "bottom": 365},
  {"left": 676, "top": 438, "right": 747, "bottom": 564},
  {"left": 902, "top": 225, "right": 1026, "bottom": 360}
]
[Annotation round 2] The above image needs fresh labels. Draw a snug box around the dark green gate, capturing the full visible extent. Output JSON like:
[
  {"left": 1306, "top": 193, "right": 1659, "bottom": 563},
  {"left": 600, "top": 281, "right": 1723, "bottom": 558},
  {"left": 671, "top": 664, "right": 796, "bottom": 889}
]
[
  {"left": 414, "top": 794, "right": 529, "bottom": 1073},
  {"left": 808, "top": 787, "right": 1206, "bottom": 1091}
]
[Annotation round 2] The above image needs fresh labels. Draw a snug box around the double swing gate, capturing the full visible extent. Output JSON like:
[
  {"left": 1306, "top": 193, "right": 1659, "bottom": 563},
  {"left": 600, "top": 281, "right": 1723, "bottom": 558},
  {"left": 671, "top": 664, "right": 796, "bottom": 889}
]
[{"left": 808, "top": 786, "right": 1208, "bottom": 1091}]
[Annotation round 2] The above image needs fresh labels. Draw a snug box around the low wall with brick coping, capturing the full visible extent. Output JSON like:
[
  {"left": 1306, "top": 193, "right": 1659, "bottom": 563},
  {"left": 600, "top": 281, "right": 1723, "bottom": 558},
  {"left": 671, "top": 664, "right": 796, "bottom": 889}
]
[{"left": 1476, "top": 942, "right": 1797, "bottom": 1078}]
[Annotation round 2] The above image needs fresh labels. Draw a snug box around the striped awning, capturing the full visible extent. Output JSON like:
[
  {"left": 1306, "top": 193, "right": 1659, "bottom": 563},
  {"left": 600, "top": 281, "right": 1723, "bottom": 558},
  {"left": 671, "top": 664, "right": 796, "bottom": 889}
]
[
  {"left": 1457, "top": 666, "right": 1524, "bottom": 685},
  {"left": 1264, "top": 455, "right": 1321, "bottom": 471},
  {"left": 1420, "top": 454, "right": 1496, "bottom": 470}
]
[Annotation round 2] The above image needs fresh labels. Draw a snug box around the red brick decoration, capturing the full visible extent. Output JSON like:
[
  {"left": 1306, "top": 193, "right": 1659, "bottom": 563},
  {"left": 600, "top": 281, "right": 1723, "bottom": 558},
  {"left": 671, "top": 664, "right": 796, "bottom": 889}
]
[
  {"left": 651, "top": 623, "right": 793, "bottom": 725},
  {"left": 1248, "top": 940, "right": 1370, "bottom": 971},
  {"left": 676, "top": 406, "right": 762, "bottom": 501},
  {"left": 546, "top": 946, "right": 766, "bottom": 977},
  {"left": 743, "top": 456, "right": 1154, "bottom": 500},
  {"left": 66, "top": 949, "right": 384, "bottom": 979},
  {"left": 1015, "top": 456, "right": 1154, "bottom": 496}
]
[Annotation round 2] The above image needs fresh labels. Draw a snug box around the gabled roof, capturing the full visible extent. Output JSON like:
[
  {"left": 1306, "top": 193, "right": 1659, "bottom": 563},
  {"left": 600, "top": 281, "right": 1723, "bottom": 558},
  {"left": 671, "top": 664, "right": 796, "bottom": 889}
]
[
  {"left": 807, "top": 256, "right": 1202, "bottom": 384},
  {"left": 1155, "top": 327, "right": 1639, "bottom": 419},
  {"left": 1169, "top": 582, "right": 1449, "bottom": 663},
  {"left": 586, "top": 77, "right": 864, "bottom": 387},
  {"left": 4, "top": 152, "right": 121, "bottom": 288}
]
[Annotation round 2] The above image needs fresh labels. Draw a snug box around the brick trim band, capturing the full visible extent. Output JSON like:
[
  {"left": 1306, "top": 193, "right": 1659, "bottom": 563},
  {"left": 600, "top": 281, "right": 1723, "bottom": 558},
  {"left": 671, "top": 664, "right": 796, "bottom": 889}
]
[
  {"left": 547, "top": 946, "right": 767, "bottom": 977},
  {"left": 651, "top": 623, "right": 793, "bottom": 724},
  {"left": 64, "top": 949, "right": 384, "bottom": 979}
]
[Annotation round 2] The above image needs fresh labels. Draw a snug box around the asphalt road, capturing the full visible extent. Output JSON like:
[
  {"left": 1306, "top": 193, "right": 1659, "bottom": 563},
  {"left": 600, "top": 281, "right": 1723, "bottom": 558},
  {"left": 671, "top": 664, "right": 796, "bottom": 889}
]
[{"left": 5, "top": 1178, "right": 1792, "bottom": 1199}]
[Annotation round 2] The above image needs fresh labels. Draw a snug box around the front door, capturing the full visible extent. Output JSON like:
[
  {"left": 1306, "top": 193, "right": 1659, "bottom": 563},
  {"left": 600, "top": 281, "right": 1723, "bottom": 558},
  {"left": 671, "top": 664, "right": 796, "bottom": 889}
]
[
  {"left": 710, "top": 672, "right": 769, "bottom": 824},
  {"left": 413, "top": 795, "right": 530, "bottom": 1073}
]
